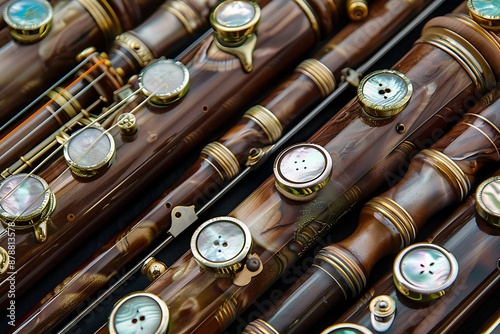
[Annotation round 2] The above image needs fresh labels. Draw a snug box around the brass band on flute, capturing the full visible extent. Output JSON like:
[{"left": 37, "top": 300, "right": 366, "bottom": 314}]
[
  {"left": 87, "top": 2, "right": 500, "bottom": 333},
  {"left": 244, "top": 45, "right": 500, "bottom": 334},
  {"left": 0, "top": 0, "right": 345, "bottom": 313},
  {"left": 10, "top": 0, "right": 436, "bottom": 332},
  {"left": 327, "top": 167, "right": 500, "bottom": 333}
]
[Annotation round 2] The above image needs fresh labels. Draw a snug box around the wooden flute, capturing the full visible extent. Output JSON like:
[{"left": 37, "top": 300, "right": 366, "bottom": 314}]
[
  {"left": 324, "top": 168, "right": 500, "bottom": 333},
  {"left": 0, "top": 0, "right": 344, "bottom": 314},
  {"left": 92, "top": 2, "right": 500, "bottom": 333},
  {"left": 0, "top": 0, "right": 244, "bottom": 180},
  {"left": 10, "top": 0, "right": 436, "bottom": 332},
  {"left": 244, "top": 65, "right": 500, "bottom": 334},
  {"left": 0, "top": 0, "right": 165, "bottom": 127}
]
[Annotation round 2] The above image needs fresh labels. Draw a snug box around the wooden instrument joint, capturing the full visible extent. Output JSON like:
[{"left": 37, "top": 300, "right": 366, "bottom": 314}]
[
  {"left": 163, "top": 0, "right": 204, "bottom": 34},
  {"left": 297, "top": 58, "right": 336, "bottom": 98},
  {"left": 365, "top": 196, "right": 417, "bottom": 248},
  {"left": 76, "top": 0, "right": 123, "bottom": 46},
  {"left": 243, "top": 105, "right": 283, "bottom": 143},
  {"left": 201, "top": 141, "right": 241, "bottom": 181},
  {"left": 420, "top": 149, "right": 471, "bottom": 201}
]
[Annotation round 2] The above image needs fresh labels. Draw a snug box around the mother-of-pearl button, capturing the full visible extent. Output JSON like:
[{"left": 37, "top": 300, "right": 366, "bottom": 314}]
[
  {"left": 108, "top": 292, "right": 170, "bottom": 334},
  {"left": 476, "top": 176, "right": 500, "bottom": 227},
  {"left": 191, "top": 216, "right": 252, "bottom": 274},
  {"left": 273, "top": 143, "right": 332, "bottom": 201},
  {"left": 393, "top": 243, "right": 459, "bottom": 302}
]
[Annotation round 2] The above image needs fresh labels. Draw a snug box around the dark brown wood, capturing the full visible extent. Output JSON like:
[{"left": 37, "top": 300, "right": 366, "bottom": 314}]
[
  {"left": 245, "top": 87, "right": 500, "bottom": 333},
  {"left": 93, "top": 12, "right": 500, "bottom": 333},
  {"left": 10, "top": 1, "right": 435, "bottom": 331},
  {"left": 0, "top": 0, "right": 164, "bottom": 127},
  {"left": 333, "top": 171, "right": 500, "bottom": 333},
  {"left": 0, "top": 0, "right": 338, "bottom": 313}
]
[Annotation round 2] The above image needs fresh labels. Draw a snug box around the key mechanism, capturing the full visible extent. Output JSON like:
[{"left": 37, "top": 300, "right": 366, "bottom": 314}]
[
  {"left": 138, "top": 58, "right": 190, "bottom": 106},
  {"left": 63, "top": 125, "right": 116, "bottom": 178},
  {"left": 321, "top": 323, "right": 373, "bottom": 334},
  {"left": 467, "top": 0, "right": 500, "bottom": 31},
  {"left": 0, "top": 173, "right": 56, "bottom": 242},
  {"left": 210, "top": 0, "right": 261, "bottom": 72},
  {"left": 3, "top": 0, "right": 53, "bottom": 43},
  {"left": 191, "top": 216, "right": 253, "bottom": 275},
  {"left": 475, "top": 176, "right": 500, "bottom": 228},
  {"left": 358, "top": 69, "right": 413, "bottom": 118},
  {"left": 273, "top": 143, "right": 333, "bottom": 201}
]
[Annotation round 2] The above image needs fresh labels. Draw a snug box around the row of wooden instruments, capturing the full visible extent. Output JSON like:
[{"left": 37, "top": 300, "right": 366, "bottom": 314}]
[{"left": 0, "top": 0, "right": 498, "bottom": 333}]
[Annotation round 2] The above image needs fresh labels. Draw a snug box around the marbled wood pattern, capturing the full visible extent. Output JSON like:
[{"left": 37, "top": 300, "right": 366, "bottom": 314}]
[
  {"left": 334, "top": 183, "right": 500, "bottom": 334},
  {"left": 0, "top": 0, "right": 329, "bottom": 313},
  {"left": 0, "top": 55, "right": 123, "bottom": 172},
  {"left": 252, "top": 88, "right": 500, "bottom": 333},
  {"left": 105, "top": 40, "right": 488, "bottom": 333},
  {"left": 107, "top": 0, "right": 242, "bottom": 77},
  {"left": 0, "top": 0, "right": 164, "bottom": 126}
]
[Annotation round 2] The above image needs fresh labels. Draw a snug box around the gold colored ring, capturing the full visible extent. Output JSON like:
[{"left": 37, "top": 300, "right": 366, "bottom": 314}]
[
  {"left": 422, "top": 149, "right": 471, "bottom": 201},
  {"left": 417, "top": 26, "right": 495, "bottom": 93},
  {"left": 114, "top": 33, "right": 154, "bottom": 69},
  {"left": 243, "top": 105, "right": 283, "bottom": 143},
  {"left": 294, "top": 0, "right": 320, "bottom": 39},
  {"left": 0, "top": 247, "right": 9, "bottom": 274},
  {"left": 463, "top": 122, "right": 500, "bottom": 161},
  {"left": 366, "top": 197, "right": 416, "bottom": 247},
  {"left": 201, "top": 142, "right": 240, "bottom": 180},
  {"left": 164, "top": 0, "right": 203, "bottom": 35},
  {"left": 297, "top": 58, "right": 336, "bottom": 98},
  {"left": 77, "top": 0, "right": 122, "bottom": 45},
  {"left": 46, "top": 90, "right": 78, "bottom": 122}
]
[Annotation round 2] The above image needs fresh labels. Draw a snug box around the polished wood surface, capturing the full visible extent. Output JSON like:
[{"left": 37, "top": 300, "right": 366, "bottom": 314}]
[
  {"left": 0, "top": 0, "right": 164, "bottom": 127},
  {"left": 0, "top": 0, "right": 336, "bottom": 315},
  {"left": 10, "top": 1, "right": 433, "bottom": 331},
  {"left": 91, "top": 8, "right": 500, "bottom": 332},
  {"left": 334, "top": 172, "right": 500, "bottom": 333},
  {"left": 246, "top": 86, "right": 500, "bottom": 333}
]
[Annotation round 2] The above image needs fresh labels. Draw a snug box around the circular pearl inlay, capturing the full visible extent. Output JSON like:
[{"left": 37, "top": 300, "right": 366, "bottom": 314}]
[
  {"left": 141, "top": 60, "right": 186, "bottom": 96},
  {"left": 0, "top": 174, "right": 47, "bottom": 217},
  {"left": 216, "top": 1, "right": 255, "bottom": 27},
  {"left": 113, "top": 295, "right": 163, "bottom": 333},
  {"left": 191, "top": 217, "right": 252, "bottom": 273},
  {"left": 4, "top": 0, "right": 51, "bottom": 29},
  {"left": 400, "top": 248, "right": 451, "bottom": 289},
  {"left": 66, "top": 127, "right": 112, "bottom": 168},
  {"left": 196, "top": 220, "right": 247, "bottom": 263},
  {"left": 321, "top": 324, "right": 373, "bottom": 334},
  {"left": 278, "top": 146, "right": 327, "bottom": 184},
  {"left": 469, "top": 0, "right": 500, "bottom": 19},
  {"left": 478, "top": 177, "right": 500, "bottom": 215},
  {"left": 476, "top": 176, "right": 500, "bottom": 227},
  {"left": 393, "top": 243, "right": 459, "bottom": 301},
  {"left": 361, "top": 72, "right": 409, "bottom": 108},
  {"left": 273, "top": 143, "right": 332, "bottom": 201}
]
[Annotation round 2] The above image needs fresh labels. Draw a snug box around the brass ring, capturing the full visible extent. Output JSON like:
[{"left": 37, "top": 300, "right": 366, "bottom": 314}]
[
  {"left": 422, "top": 149, "right": 471, "bottom": 201},
  {"left": 114, "top": 33, "right": 154, "bottom": 69},
  {"left": 297, "top": 58, "right": 336, "bottom": 97},
  {"left": 417, "top": 26, "right": 495, "bottom": 93},
  {"left": 77, "top": 0, "right": 122, "bottom": 45},
  {"left": 164, "top": 0, "right": 203, "bottom": 35},
  {"left": 201, "top": 142, "right": 240, "bottom": 180},
  {"left": 243, "top": 105, "right": 283, "bottom": 143},
  {"left": 294, "top": 0, "right": 320, "bottom": 39}
]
